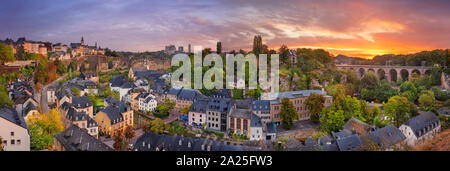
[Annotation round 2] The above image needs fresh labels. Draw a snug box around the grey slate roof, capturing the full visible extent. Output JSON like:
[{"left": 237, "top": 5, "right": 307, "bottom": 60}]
[
  {"left": 233, "top": 99, "right": 252, "bottom": 109},
  {"left": 250, "top": 114, "right": 263, "bottom": 127},
  {"left": 332, "top": 130, "right": 352, "bottom": 140},
  {"left": 105, "top": 96, "right": 120, "bottom": 106},
  {"left": 144, "top": 96, "right": 154, "bottom": 103},
  {"left": 251, "top": 100, "right": 271, "bottom": 111},
  {"left": 72, "top": 96, "right": 93, "bottom": 108},
  {"left": 229, "top": 108, "right": 251, "bottom": 119},
  {"left": 318, "top": 135, "right": 332, "bottom": 146},
  {"left": 438, "top": 107, "right": 450, "bottom": 116},
  {"left": 285, "top": 139, "right": 302, "bottom": 151},
  {"left": 56, "top": 89, "right": 72, "bottom": 100},
  {"left": 336, "top": 134, "right": 362, "bottom": 151},
  {"left": 189, "top": 100, "right": 209, "bottom": 114},
  {"left": 368, "top": 125, "right": 406, "bottom": 148},
  {"left": 211, "top": 89, "right": 231, "bottom": 99},
  {"left": 66, "top": 108, "right": 97, "bottom": 127},
  {"left": 403, "top": 111, "right": 440, "bottom": 138},
  {"left": 100, "top": 106, "right": 123, "bottom": 125},
  {"left": 23, "top": 102, "right": 37, "bottom": 117},
  {"left": 133, "top": 132, "right": 252, "bottom": 151},
  {"left": 207, "top": 97, "right": 232, "bottom": 113},
  {"left": 150, "top": 79, "right": 168, "bottom": 94},
  {"left": 134, "top": 70, "right": 166, "bottom": 80},
  {"left": 178, "top": 89, "right": 199, "bottom": 101},
  {"left": 0, "top": 107, "right": 28, "bottom": 129},
  {"left": 305, "top": 137, "right": 318, "bottom": 147},
  {"left": 120, "top": 82, "right": 137, "bottom": 89},
  {"left": 100, "top": 101, "right": 130, "bottom": 125},
  {"left": 53, "top": 125, "right": 113, "bottom": 151},
  {"left": 343, "top": 117, "right": 376, "bottom": 134},
  {"left": 61, "top": 102, "right": 72, "bottom": 111},
  {"left": 322, "top": 143, "right": 339, "bottom": 151},
  {"left": 268, "top": 90, "right": 331, "bottom": 99},
  {"left": 167, "top": 87, "right": 182, "bottom": 95},
  {"left": 110, "top": 75, "right": 127, "bottom": 87}
]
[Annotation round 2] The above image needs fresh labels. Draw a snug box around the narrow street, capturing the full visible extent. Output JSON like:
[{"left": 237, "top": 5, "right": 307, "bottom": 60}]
[{"left": 39, "top": 74, "right": 67, "bottom": 113}]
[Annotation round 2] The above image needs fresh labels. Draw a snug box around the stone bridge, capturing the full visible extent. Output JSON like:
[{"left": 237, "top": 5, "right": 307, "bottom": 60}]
[{"left": 336, "top": 64, "right": 433, "bottom": 82}]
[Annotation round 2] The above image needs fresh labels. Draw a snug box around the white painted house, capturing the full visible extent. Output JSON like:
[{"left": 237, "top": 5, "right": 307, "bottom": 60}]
[
  {"left": 0, "top": 107, "right": 30, "bottom": 151},
  {"left": 399, "top": 111, "right": 441, "bottom": 147},
  {"left": 250, "top": 114, "right": 264, "bottom": 141},
  {"left": 137, "top": 93, "right": 157, "bottom": 112}
]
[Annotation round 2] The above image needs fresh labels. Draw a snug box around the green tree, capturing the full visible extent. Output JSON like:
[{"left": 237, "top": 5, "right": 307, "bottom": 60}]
[
  {"left": 16, "top": 46, "right": 25, "bottom": 60},
  {"left": 361, "top": 88, "right": 377, "bottom": 101},
  {"left": 27, "top": 109, "right": 64, "bottom": 150},
  {"left": 320, "top": 110, "right": 346, "bottom": 133},
  {"left": 325, "top": 83, "right": 346, "bottom": 104},
  {"left": 0, "top": 84, "right": 13, "bottom": 107},
  {"left": 333, "top": 95, "right": 362, "bottom": 121},
  {"left": 180, "top": 105, "right": 191, "bottom": 115},
  {"left": 278, "top": 44, "right": 290, "bottom": 65},
  {"left": 384, "top": 96, "right": 411, "bottom": 127},
  {"left": 246, "top": 86, "right": 263, "bottom": 98},
  {"left": 418, "top": 90, "right": 435, "bottom": 110},
  {"left": 432, "top": 87, "right": 450, "bottom": 101},
  {"left": 369, "top": 105, "right": 382, "bottom": 125},
  {"left": 149, "top": 118, "right": 170, "bottom": 134},
  {"left": 304, "top": 93, "right": 325, "bottom": 123},
  {"left": 216, "top": 42, "right": 222, "bottom": 55},
  {"left": 155, "top": 99, "right": 175, "bottom": 117},
  {"left": 252, "top": 35, "right": 263, "bottom": 56},
  {"left": 25, "top": 53, "right": 40, "bottom": 60},
  {"left": 360, "top": 71, "right": 379, "bottom": 90},
  {"left": 232, "top": 88, "right": 244, "bottom": 100},
  {"left": 0, "top": 43, "right": 15, "bottom": 65},
  {"left": 399, "top": 81, "right": 418, "bottom": 102},
  {"left": 28, "top": 121, "right": 54, "bottom": 150},
  {"left": 375, "top": 80, "right": 398, "bottom": 102},
  {"left": 280, "top": 98, "right": 298, "bottom": 129},
  {"left": 53, "top": 58, "right": 67, "bottom": 75},
  {"left": 34, "top": 55, "right": 48, "bottom": 84}
]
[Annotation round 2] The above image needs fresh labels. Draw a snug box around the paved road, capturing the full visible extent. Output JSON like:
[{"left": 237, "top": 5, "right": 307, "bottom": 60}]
[{"left": 40, "top": 74, "right": 67, "bottom": 113}]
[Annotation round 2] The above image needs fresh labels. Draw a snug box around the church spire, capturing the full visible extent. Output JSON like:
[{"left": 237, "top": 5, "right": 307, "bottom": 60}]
[{"left": 81, "top": 36, "right": 85, "bottom": 45}]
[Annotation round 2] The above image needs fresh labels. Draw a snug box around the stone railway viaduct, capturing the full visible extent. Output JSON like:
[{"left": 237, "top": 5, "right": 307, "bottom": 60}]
[{"left": 336, "top": 64, "right": 433, "bottom": 82}]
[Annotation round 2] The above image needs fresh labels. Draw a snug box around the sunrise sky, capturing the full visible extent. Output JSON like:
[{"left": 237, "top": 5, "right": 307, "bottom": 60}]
[{"left": 1, "top": 0, "right": 449, "bottom": 59}]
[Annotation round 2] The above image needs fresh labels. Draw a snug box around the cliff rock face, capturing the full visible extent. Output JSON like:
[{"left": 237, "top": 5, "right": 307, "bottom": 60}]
[
  {"left": 442, "top": 73, "right": 449, "bottom": 90},
  {"left": 280, "top": 75, "right": 290, "bottom": 92},
  {"left": 131, "top": 57, "right": 171, "bottom": 71},
  {"left": 291, "top": 73, "right": 299, "bottom": 90}
]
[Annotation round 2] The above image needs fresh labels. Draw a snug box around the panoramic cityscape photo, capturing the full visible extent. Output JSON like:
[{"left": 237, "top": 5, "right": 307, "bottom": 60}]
[{"left": 0, "top": 0, "right": 449, "bottom": 159}]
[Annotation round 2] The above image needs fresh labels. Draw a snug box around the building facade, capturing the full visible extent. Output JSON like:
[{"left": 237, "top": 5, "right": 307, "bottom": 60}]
[
  {"left": 267, "top": 90, "right": 332, "bottom": 125},
  {"left": 0, "top": 107, "right": 30, "bottom": 151},
  {"left": 399, "top": 111, "right": 441, "bottom": 147}
]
